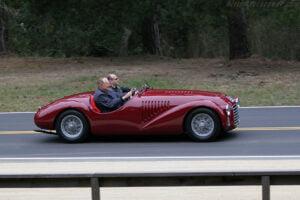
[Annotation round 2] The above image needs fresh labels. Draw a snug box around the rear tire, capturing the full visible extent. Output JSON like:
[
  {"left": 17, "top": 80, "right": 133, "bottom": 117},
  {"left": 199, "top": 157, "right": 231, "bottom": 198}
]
[
  {"left": 184, "top": 108, "right": 221, "bottom": 142},
  {"left": 55, "top": 110, "right": 90, "bottom": 143}
]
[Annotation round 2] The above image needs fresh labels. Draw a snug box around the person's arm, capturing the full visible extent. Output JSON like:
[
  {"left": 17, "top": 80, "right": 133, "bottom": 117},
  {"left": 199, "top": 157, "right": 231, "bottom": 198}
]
[
  {"left": 95, "top": 94, "right": 123, "bottom": 109},
  {"left": 121, "top": 91, "right": 133, "bottom": 101}
]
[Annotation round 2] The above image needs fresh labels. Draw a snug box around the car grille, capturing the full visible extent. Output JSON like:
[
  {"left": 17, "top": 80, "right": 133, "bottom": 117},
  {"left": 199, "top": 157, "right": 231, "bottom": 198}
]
[{"left": 233, "top": 104, "right": 240, "bottom": 127}]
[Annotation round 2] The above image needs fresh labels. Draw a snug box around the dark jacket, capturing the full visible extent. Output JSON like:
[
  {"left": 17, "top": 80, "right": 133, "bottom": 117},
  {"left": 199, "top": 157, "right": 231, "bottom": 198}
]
[
  {"left": 110, "top": 86, "right": 130, "bottom": 98},
  {"left": 93, "top": 88, "right": 124, "bottom": 112}
]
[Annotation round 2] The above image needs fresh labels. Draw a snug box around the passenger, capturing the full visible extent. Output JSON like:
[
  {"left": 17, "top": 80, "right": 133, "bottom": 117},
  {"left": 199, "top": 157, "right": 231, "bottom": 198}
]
[
  {"left": 94, "top": 77, "right": 132, "bottom": 112},
  {"left": 107, "top": 74, "right": 131, "bottom": 98}
]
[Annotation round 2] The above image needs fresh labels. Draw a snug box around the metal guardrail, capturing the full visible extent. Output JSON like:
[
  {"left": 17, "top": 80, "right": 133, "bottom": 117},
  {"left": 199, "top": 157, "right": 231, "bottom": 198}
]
[{"left": 1, "top": 171, "right": 300, "bottom": 200}]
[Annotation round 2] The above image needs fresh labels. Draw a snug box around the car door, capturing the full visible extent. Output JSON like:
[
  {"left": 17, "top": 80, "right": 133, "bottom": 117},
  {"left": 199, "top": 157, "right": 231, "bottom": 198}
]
[{"left": 91, "top": 95, "right": 142, "bottom": 135}]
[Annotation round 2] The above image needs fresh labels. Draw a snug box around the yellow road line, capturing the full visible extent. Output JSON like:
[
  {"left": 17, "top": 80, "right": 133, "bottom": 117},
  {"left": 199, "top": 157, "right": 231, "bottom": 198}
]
[
  {"left": 0, "top": 131, "right": 36, "bottom": 135},
  {"left": 235, "top": 127, "right": 300, "bottom": 131}
]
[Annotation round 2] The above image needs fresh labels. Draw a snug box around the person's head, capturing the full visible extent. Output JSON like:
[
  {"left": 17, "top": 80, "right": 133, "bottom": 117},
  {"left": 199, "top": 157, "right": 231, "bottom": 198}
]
[
  {"left": 107, "top": 73, "right": 119, "bottom": 87},
  {"left": 97, "top": 77, "right": 111, "bottom": 90}
]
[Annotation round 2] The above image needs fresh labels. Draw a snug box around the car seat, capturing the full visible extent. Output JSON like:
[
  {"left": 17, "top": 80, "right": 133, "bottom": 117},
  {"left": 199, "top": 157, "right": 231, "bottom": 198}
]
[{"left": 89, "top": 95, "right": 101, "bottom": 113}]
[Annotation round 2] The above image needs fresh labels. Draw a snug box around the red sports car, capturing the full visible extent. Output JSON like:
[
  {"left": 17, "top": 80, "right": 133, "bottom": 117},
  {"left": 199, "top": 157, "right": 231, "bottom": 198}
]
[{"left": 34, "top": 87, "right": 240, "bottom": 142}]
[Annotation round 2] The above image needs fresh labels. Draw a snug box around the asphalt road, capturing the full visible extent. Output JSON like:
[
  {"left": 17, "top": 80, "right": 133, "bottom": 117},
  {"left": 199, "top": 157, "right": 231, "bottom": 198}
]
[{"left": 0, "top": 107, "right": 300, "bottom": 158}]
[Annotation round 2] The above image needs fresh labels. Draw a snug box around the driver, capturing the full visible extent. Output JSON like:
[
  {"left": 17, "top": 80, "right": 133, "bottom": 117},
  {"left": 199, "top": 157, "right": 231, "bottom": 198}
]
[
  {"left": 94, "top": 77, "right": 132, "bottom": 112},
  {"left": 107, "top": 73, "right": 132, "bottom": 98}
]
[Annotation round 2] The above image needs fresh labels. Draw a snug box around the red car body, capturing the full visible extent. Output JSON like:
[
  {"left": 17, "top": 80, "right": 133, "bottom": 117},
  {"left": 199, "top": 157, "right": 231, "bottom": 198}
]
[{"left": 34, "top": 89, "right": 239, "bottom": 136}]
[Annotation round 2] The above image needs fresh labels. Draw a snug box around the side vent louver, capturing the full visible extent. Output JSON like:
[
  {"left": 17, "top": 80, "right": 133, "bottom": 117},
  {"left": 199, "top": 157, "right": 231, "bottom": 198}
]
[{"left": 142, "top": 100, "right": 170, "bottom": 122}]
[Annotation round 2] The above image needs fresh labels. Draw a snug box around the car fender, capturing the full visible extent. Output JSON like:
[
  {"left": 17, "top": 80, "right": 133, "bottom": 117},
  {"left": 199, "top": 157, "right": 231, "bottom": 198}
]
[
  {"left": 142, "top": 100, "right": 226, "bottom": 133},
  {"left": 34, "top": 100, "right": 91, "bottom": 130}
]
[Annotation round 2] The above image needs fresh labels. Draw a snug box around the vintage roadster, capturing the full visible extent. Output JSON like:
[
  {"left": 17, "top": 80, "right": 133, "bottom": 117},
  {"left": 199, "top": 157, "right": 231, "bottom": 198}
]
[{"left": 34, "top": 87, "right": 239, "bottom": 142}]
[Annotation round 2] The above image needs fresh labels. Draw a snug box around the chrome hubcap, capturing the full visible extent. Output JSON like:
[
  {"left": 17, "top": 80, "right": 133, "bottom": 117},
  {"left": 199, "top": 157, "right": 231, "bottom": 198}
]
[
  {"left": 61, "top": 115, "right": 83, "bottom": 138},
  {"left": 191, "top": 113, "right": 214, "bottom": 137}
]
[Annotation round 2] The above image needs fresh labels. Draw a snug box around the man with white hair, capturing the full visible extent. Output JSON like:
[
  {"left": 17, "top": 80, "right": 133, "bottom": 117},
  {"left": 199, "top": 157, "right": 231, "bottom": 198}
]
[
  {"left": 94, "top": 77, "right": 132, "bottom": 112},
  {"left": 107, "top": 74, "right": 131, "bottom": 98}
]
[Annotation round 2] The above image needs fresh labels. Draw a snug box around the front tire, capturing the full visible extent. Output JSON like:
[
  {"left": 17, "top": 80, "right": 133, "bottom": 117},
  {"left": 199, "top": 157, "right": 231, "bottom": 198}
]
[
  {"left": 185, "top": 108, "right": 221, "bottom": 142},
  {"left": 55, "top": 110, "right": 90, "bottom": 143}
]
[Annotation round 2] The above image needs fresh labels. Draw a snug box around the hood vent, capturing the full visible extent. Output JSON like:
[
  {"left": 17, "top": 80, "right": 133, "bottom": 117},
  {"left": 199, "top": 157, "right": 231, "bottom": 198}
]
[{"left": 164, "top": 90, "right": 193, "bottom": 95}]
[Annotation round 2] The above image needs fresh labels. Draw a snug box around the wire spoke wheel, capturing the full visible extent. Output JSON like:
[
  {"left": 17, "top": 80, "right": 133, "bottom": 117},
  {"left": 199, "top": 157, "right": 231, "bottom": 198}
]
[
  {"left": 61, "top": 115, "right": 83, "bottom": 138},
  {"left": 191, "top": 113, "right": 214, "bottom": 137}
]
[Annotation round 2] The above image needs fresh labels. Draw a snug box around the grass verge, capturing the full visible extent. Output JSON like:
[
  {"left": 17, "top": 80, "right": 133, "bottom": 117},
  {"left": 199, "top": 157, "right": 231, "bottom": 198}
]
[{"left": 0, "top": 56, "right": 299, "bottom": 111}]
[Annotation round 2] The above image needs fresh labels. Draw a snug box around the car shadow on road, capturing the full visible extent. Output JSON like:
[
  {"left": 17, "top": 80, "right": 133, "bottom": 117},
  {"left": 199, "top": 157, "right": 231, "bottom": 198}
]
[{"left": 37, "top": 131, "right": 238, "bottom": 144}]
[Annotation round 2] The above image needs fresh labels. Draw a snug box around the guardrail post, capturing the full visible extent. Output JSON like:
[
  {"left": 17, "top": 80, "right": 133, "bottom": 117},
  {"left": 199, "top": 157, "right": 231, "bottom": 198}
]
[
  {"left": 262, "top": 176, "right": 270, "bottom": 200},
  {"left": 91, "top": 177, "right": 100, "bottom": 200}
]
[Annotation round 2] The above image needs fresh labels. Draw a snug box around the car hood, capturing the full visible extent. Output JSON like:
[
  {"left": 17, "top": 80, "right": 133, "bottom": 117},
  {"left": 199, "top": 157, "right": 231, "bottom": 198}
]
[{"left": 142, "top": 89, "right": 225, "bottom": 97}]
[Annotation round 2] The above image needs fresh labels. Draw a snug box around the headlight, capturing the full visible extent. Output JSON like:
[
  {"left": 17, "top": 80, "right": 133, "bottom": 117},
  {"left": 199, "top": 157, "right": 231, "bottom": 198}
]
[
  {"left": 226, "top": 96, "right": 235, "bottom": 103},
  {"left": 226, "top": 96, "right": 240, "bottom": 106}
]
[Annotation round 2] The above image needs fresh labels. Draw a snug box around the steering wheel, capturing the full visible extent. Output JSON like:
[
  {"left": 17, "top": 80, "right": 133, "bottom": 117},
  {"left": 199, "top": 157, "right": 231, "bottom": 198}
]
[{"left": 135, "top": 84, "right": 151, "bottom": 96}]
